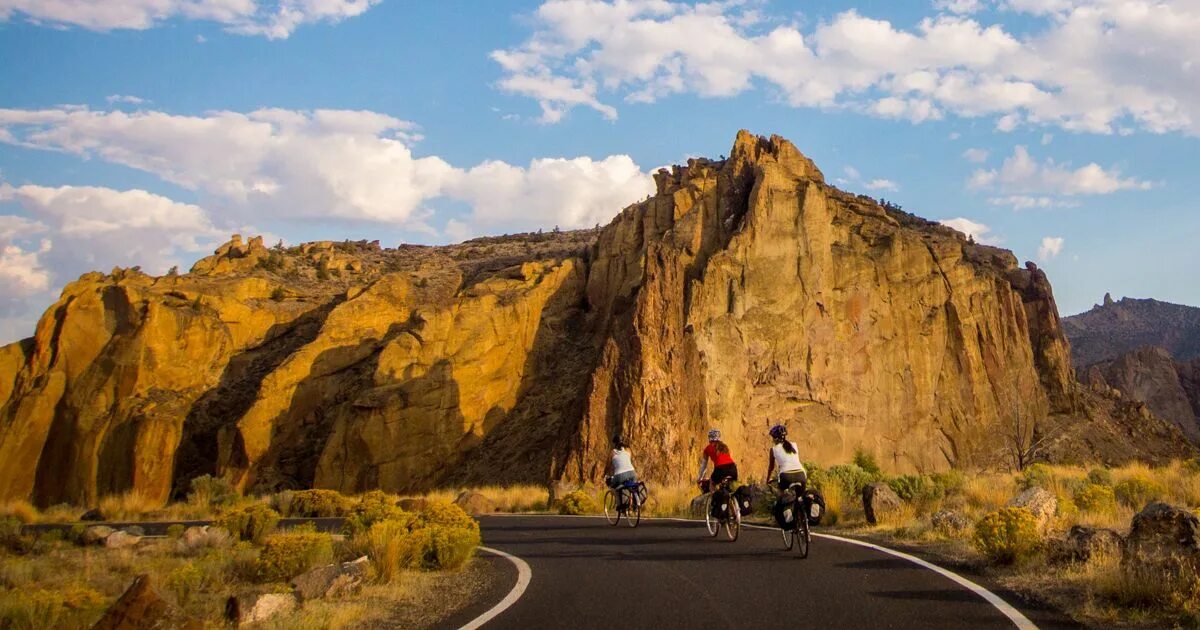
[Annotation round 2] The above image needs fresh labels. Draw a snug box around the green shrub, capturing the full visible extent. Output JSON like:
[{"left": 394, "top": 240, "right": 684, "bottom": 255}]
[
  {"left": 343, "top": 490, "right": 409, "bottom": 537},
  {"left": 929, "top": 470, "right": 967, "bottom": 496},
  {"left": 0, "top": 586, "right": 105, "bottom": 630},
  {"left": 555, "top": 490, "right": 597, "bottom": 515},
  {"left": 852, "top": 448, "right": 882, "bottom": 476},
  {"left": 888, "top": 475, "right": 945, "bottom": 504},
  {"left": 285, "top": 489, "right": 353, "bottom": 518},
  {"left": 357, "top": 501, "right": 481, "bottom": 580},
  {"left": 165, "top": 563, "right": 204, "bottom": 606},
  {"left": 1114, "top": 476, "right": 1165, "bottom": 509},
  {"left": 216, "top": 504, "right": 280, "bottom": 544},
  {"left": 1075, "top": 483, "right": 1118, "bottom": 514},
  {"left": 815, "top": 464, "right": 877, "bottom": 497},
  {"left": 972, "top": 507, "right": 1042, "bottom": 564},
  {"left": 255, "top": 525, "right": 334, "bottom": 583},
  {"left": 1018, "top": 463, "right": 1054, "bottom": 490},
  {"left": 187, "top": 474, "right": 238, "bottom": 508},
  {"left": 1086, "top": 468, "right": 1115, "bottom": 487}
]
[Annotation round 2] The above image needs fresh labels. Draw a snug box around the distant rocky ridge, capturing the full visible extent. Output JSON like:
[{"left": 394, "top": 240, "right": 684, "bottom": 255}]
[
  {"left": 1064, "top": 294, "right": 1200, "bottom": 366},
  {"left": 1065, "top": 296, "right": 1200, "bottom": 445},
  {"left": 0, "top": 131, "right": 1191, "bottom": 508}
]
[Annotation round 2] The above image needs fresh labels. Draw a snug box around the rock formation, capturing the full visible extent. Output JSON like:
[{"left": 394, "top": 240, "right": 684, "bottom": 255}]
[
  {"left": 1064, "top": 296, "right": 1200, "bottom": 366},
  {"left": 1083, "top": 346, "right": 1200, "bottom": 443},
  {"left": 0, "top": 131, "right": 1193, "bottom": 507}
]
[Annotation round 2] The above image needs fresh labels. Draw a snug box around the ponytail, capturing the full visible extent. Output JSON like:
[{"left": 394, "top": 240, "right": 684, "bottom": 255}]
[
  {"left": 781, "top": 440, "right": 796, "bottom": 455},
  {"left": 714, "top": 440, "right": 729, "bottom": 455}
]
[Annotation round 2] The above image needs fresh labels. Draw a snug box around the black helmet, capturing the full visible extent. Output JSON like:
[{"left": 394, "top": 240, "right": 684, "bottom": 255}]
[
  {"left": 769, "top": 424, "right": 787, "bottom": 440},
  {"left": 612, "top": 434, "right": 626, "bottom": 448}
]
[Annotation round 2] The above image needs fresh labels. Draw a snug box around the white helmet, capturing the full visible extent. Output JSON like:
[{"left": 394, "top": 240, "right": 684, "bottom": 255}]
[{"left": 707, "top": 428, "right": 721, "bottom": 441}]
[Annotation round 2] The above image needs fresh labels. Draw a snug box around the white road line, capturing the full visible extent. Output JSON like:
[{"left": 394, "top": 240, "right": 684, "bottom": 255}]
[
  {"left": 480, "top": 513, "right": 1038, "bottom": 630},
  {"left": 459, "top": 545, "right": 532, "bottom": 630}
]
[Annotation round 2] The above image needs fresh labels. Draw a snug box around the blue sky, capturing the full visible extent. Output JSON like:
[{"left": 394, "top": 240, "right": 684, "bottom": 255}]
[{"left": 0, "top": 0, "right": 1198, "bottom": 343}]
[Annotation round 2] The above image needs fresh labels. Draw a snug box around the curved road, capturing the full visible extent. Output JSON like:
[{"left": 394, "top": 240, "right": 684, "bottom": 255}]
[{"left": 446, "top": 515, "right": 1078, "bottom": 630}]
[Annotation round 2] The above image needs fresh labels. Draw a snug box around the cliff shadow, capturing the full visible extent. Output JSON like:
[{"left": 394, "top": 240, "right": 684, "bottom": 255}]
[{"left": 170, "top": 299, "right": 339, "bottom": 499}]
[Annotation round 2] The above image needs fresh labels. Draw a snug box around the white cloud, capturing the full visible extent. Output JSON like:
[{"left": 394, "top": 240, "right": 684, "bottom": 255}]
[
  {"left": 934, "top": 0, "right": 986, "bottom": 13},
  {"left": 106, "top": 94, "right": 148, "bottom": 106},
  {"left": 939, "top": 217, "right": 999, "bottom": 244},
  {"left": 987, "top": 195, "right": 1080, "bottom": 210},
  {"left": 962, "top": 147, "right": 989, "bottom": 163},
  {"left": 1038, "top": 235, "right": 1064, "bottom": 261},
  {"left": 864, "top": 178, "right": 899, "bottom": 191},
  {"left": 0, "top": 182, "right": 225, "bottom": 276},
  {"left": 969, "top": 146, "right": 1154, "bottom": 195},
  {"left": 493, "top": 0, "right": 1200, "bottom": 136},
  {"left": 1040, "top": 132, "right": 1053, "bottom": 145},
  {"left": 449, "top": 155, "right": 653, "bottom": 231},
  {"left": 0, "top": 241, "right": 51, "bottom": 313},
  {"left": 0, "top": 105, "right": 656, "bottom": 235},
  {"left": 0, "top": 0, "right": 380, "bottom": 39}
]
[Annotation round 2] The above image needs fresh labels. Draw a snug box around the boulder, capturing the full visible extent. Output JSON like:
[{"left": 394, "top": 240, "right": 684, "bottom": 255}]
[
  {"left": 82, "top": 525, "right": 115, "bottom": 545},
  {"left": 225, "top": 592, "right": 297, "bottom": 626},
  {"left": 862, "top": 483, "right": 902, "bottom": 525},
  {"left": 91, "top": 574, "right": 199, "bottom": 630},
  {"left": 80, "top": 509, "right": 103, "bottom": 522},
  {"left": 1007, "top": 487, "right": 1058, "bottom": 530},
  {"left": 397, "top": 498, "right": 427, "bottom": 512},
  {"left": 931, "top": 510, "right": 970, "bottom": 535},
  {"left": 121, "top": 525, "right": 146, "bottom": 537},
  {"left": 104, "top": 530, "right": 142, "bottom": 549},
  {"left": 1121, "top": 502, "right": 1200, "bottom": 580},
  {"left": 1049, "top": 525, "right": 1122, "bottom": 563},
  {"left": 454, "top": 490, "right": 495, "bottom": 515},
  {"left": 292, "top": 556, "right": 370, "bottom": 601}
]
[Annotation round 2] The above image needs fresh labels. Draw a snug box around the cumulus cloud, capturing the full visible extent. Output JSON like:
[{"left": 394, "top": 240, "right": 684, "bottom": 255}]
[
  {"left": 863, "top": 178, "right": 899, "bottom": 191},
  {"left": 0, "top": 0, "right": 380, "bottom": 39},
  {"left": 939, "top": 217, "right": 999, "bottom": 244},
  {"left": 986, "top": 195, "right": 1080, "bottom": 210},
  {"left": 0, "top": 182, "right": 226, "bottom": 281},
  {"left": 0, "top": 106, "right": 656, "bottom": 236},
  {"left": 962, "top": 147, "right": 989, "bottom": 163},
  {"left": 969, "top": 146, "right": 1154, "bottom": 195},
  {"left": 494, "top": 0, "right": 1200, "bottom": 136},
  {"left": 1038, "top": 235, "right": 1064, "bottom": 261}
]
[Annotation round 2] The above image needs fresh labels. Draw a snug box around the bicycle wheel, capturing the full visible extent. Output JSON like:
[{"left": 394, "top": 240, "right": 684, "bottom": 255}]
[
  {"left": 781, "top": 523, "right": 794, "bottom": 550},
  {"left": 603, "top": 490, "right": 620, "bottom": 526},
  {"left": 704, "top": 495, "right": 719, "bottom": 537},
  {"left": 795, "top": 506, "right": 810, "bottom": 558},
  {"left": 627, "top": 492, "right": 641, "bottom": 528},
  {"left": 724, "top": 499, "right": 740, "bottom": 541}
]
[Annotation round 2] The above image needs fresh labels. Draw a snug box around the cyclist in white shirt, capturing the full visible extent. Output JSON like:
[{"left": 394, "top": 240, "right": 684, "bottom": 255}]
[
  {"left": 605, "top": 434, "right": 637, "bottom": 490},
  {"left": 765, "top": 424, "right": 807, "bottom": 491}
]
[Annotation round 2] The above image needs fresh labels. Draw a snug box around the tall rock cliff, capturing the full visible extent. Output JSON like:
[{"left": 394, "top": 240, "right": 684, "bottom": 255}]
[{"left": 0, "top": 132, "right": 1191, "bottom": 507}]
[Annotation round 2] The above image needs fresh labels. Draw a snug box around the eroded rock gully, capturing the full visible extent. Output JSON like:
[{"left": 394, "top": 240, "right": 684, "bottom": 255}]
[{"left": 0, "top": 131, "right": 1190, "bottom": 506}]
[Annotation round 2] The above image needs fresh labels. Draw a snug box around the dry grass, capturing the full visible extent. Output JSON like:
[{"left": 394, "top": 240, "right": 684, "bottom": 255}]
[{"left": 0, "top": 501, "right": 39, "bottom": 524}]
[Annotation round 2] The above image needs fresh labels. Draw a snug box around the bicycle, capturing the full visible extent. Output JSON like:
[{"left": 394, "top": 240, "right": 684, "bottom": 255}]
[
  {"left": 777, "top": 482, "right": 811, "bottom": 558},
  {"left": 703, "top": 476, "right": 741, "bottom": 541},
  {"left": 603, "top": 479, "right": 646, "bottom": 528}
]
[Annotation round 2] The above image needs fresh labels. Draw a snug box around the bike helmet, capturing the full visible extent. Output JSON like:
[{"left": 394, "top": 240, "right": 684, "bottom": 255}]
[
  {"left": 707, "top": 428, "right": 721, "bottom": 441},
  {"left": 612, "top": 434, "right": 626, "bottom": 448},
  {"left": 769, "top": 424, "right": 787, "bottom": 440}
]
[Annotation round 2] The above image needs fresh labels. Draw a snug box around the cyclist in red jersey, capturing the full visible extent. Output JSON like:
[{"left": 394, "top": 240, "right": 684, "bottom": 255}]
[{"left": 697, "top": 428, "right": 738, "bottom": 489}]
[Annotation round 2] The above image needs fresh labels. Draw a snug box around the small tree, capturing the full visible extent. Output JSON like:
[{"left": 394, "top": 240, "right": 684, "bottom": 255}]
[{"left": 167, "top": 265, "right": 179, "bottom": 277}]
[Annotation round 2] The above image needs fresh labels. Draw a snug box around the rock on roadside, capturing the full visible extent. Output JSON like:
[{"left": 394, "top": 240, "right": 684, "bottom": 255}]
[
  {"left": 1007, "top": 487, "right": 1058, "bottom": 530},
  {"left": 292, "top": 556, "right": 370, "bottom": 601},
  {"left": 82, "top": 525, "right": 115, "bottom": 545},
  {"left": 92, "top": 574, "right": 200, "bottom": 630},
  {"left": 225, "top": 592, "right": 298, "bottom": 627},
  {"left": 862, "top": 483, "right": 902, "bottom": 525},
  {"left": 104, "top": 530, "right": 143, "bottom": 549},
  {"left": 1121, "top": 501, "right": 1200, "bottom": 580},
  {"left": 454, "top": 490, "right": 496, "bottom": 515}
]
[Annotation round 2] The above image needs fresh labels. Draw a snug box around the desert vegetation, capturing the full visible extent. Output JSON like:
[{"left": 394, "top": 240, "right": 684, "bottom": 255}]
[{"left": 0, "top": 490, "right": 485, "bottom": 629}]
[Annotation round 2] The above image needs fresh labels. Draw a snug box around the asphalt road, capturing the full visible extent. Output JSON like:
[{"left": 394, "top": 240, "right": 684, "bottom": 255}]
[{"left": 458, "top": 515, "right": 1077, "bottom": 630}]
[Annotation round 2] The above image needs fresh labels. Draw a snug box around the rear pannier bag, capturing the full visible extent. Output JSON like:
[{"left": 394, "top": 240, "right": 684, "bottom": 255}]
[
  {"left": 804, "top": 490, "right": 826, "bottom": 525},
  {"left": 733, "top": 486, "right": 754, "bottom": 515},
  {"left": 710, "top": 489, "right": 731, "bottom": 518},
  {"left": 773, "top": 491, "right": 798, "bottom": 528}
]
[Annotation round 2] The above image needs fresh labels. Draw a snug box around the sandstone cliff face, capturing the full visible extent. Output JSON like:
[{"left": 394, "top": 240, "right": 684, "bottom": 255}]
[
  {"left": 564, "top": 132, "right": 1088, "bottom": 483},
  {"left": 0, "top": 132, "right": 1191, "bottom": 507}
]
